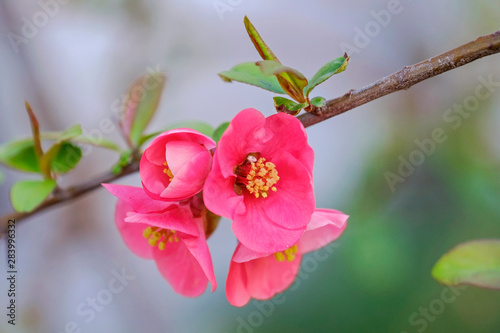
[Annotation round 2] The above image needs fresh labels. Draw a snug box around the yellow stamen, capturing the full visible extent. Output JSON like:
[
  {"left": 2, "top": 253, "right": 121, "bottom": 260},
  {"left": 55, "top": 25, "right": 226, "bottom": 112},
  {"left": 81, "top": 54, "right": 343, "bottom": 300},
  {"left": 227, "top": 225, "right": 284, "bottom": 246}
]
[
  {"left": 162, "top": 161, "right": 174, "bottom": 181},
  {"left": 274, "top": 245, "right": 298, "bottom": 262},
  {"left": 244, "top": 157, "right": 280, "bottom": 199},
  {"left": 275, "top": 252, "right": 285, "bottom": 262},
  {"left": 143, "top": 227, "right": 178, "bottom": 250}
]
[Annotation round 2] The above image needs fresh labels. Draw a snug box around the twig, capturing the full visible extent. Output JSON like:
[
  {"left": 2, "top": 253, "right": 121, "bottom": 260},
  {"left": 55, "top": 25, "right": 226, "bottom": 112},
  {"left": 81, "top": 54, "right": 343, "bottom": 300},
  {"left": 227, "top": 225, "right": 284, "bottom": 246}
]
[
  {"left": 1, "top": 30, "right": 500, "bottom": 235},
  {"left": 298, "top": 30, "right": 500, "bottom": 127}
]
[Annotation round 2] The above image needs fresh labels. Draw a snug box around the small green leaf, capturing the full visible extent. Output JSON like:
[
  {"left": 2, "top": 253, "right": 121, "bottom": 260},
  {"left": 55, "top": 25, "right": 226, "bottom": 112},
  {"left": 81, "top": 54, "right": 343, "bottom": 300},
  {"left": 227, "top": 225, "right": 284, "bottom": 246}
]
[
  {"left": 310, "top": 96, "right": 327, "bottom": 108},
  {"left": 244, "top": 16, "right": 279, "bottom": 61},
  {"left": 432, "top": 239, "right": 500, "bottom": 289},
  {"left": 0, "top": 169, "right": 4, "bottom": 184},
  {"left": 139, "top": 121, "right": 215, "bottom": 147},
  {"left": 273, "top": 97, "right": 307, "bottom": 115},
  {"left": 0, "top": 139, "right": 41, "bottom": 173},
  {"left": 218, "top": 62, "right": 286, "bottom": 94},
  {"left": 50, "top": 142, "right": 82, "bottom": 174},
  {"left": 58, "top": 124, "right": 83, "bottom": 142},
  {"left": 212, "top": 122, "right": 230, "bottom": 143},
  {"left": 70, "top": 135, "right": 121, "bottom": 152},
  {"left": 256, "top": 60, "right": 308, "bottom": 103},
  {"left": 304, "top": 55, "right": 349, "bottom": 97},
  {"left": 39, "top": 132, "right": 121, "bottom": 152},
  {"left": 10, "top": 179, "right": 56, "bottom": 213},
  {"left": 121, "top": 73, "right": 166, "bottom": 147},
  {"left": 111, "top": 149, "right": 132, "bottom": 175},
  {"left": 40, "top": 142, "right": 82, "bottom": 175}
]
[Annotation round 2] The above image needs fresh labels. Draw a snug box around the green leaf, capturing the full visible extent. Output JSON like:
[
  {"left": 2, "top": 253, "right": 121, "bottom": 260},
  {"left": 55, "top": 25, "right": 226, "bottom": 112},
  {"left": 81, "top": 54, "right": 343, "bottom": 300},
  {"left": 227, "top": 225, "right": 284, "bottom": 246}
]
[
  {"left": 244, "top": 16, "right": 279, "bottom": 61},
  {"left": 212, "top": 122, "right": 230, "bottom": 143},
  {"left": 58, "top": 124, "right": 83, "bottom": 142},
  {"left": 310, "top": 96, "right": 327, "bottom": 108},
  {"left": 255, "top": 60, "right": 306, "bottom": 79},
  {"left": 0, "top": 139, "right": 41, "bottom": 173},
  {"left": 218, "top": 62, "right": 286, "bottom": 94},
  {"left": 40, "top": 132, "right": 121, "bottom": 152},
  {"left": 121, "top": 73, "right": 166, "bottom": 147},
  {"left": 139, "top": 121, "right": 215, "bottom": 147},
  {"left": 273, "top": 97, "right": 307, "bottom": 115},
  {"left": 304, "top": 55, "right": 349, "bottom": 97},
  {"left": 256, "top": 60, "right": 308, "bottom": 103},
  {"left": 40, "top": 142, "right": 83, "bottom": 175},
  {"left": 0, "top": 169, "right": 4, "bottom": 184},
  {"left": 50, "top": 142, "right": 82, "bottom": 174},
  {"left": 10, "top": 179, "right": 56, "bottom": 213},
  {"left": 432, "top": 239, "right": 500, "bottom": 289},
  {"left": 111, "top": 149, "right": 132, "bottom": 175},
  {"left": 70, "top": 135, "right": 121, "bottom": 152}
]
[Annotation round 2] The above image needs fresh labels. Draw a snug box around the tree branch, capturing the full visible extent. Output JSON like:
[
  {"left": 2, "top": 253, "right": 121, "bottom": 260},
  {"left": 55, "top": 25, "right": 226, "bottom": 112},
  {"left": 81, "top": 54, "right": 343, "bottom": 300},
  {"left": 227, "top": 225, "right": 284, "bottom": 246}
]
[
  {"left": 1, "top": 30, "right": 500, "bottom": 235},
  {"left": 298, "top": 30, "right": 500, "bottom": 127}
]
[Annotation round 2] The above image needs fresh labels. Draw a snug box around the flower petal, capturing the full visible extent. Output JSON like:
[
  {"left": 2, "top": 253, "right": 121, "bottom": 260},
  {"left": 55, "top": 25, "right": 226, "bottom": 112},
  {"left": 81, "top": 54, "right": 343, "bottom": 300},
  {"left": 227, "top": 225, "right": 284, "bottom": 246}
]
[
  {"left": 124, "top": 204, "right": 199, "bottom": 236},
  {"left": 145, "top": 128, "right": 216, "bottom": 165},
  {"left": 216, "top": 109, "right": 271, "bottom": 178},
  {"left": 203, "top": 154, "right": 246, "bottom": 219},
  {"left": 181, "top": 217, "right": 217, "bottom": 292},
  {"left": 153, "top": 239, "right": 209, "bottom": 297},
  {"left": 140, "top": 154, "right": 170, "bottom": 200},
  {"left": 245, "top": 253, "right": 301, "bottom": 301},
  {"left": 102, "top": 184, "right": 171, "bottom": 213},
  {"left": 226, "top": 257, "right": 251, "bottom": 307},
  {"left": 232, "top": 242, "right": 269, "bottom": 263},
  {"left": 114, "top": 199, "right": 154, "bottom": 259},
  {"left": 261, "top": 112, "right": 314, "bottom": 175},
  {"left": 165, "top": 140, "right": 209, "bottom": 174},
  {"left": 226, "top": 243, "right": 301, "bottom": 306},
  {"left": 260, "top": 153, "right": 315, "bottom": 230},
  {"left": 232, "top": 198, "right": 305, "bottom": 253},
  {"left": 298, "top": 209, "right": 348, "bottom": 254},
  {"left": 160, "top": 144, "right": 212, "bottom": 200}
]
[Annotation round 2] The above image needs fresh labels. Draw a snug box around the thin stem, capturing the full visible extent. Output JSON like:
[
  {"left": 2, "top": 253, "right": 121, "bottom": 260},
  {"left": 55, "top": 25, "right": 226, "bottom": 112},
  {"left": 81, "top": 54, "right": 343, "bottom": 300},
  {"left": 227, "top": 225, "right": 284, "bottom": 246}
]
[{"left": 1, "top": 30, "right": 500, "bottom": 236}]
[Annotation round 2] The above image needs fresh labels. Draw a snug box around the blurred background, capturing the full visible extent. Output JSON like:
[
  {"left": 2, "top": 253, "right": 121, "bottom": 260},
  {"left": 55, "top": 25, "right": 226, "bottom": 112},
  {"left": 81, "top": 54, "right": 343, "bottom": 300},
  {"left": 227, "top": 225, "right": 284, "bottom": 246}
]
[{"left": 1, "top": 0, "right": 500, "bottom": 332}]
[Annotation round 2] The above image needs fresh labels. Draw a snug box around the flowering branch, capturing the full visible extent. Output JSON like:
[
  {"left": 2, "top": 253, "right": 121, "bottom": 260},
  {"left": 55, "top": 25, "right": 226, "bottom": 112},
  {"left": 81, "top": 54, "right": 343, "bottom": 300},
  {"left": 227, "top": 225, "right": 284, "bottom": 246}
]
[{"left": 1, "top": 30, "right": 500, "bottom": 235}]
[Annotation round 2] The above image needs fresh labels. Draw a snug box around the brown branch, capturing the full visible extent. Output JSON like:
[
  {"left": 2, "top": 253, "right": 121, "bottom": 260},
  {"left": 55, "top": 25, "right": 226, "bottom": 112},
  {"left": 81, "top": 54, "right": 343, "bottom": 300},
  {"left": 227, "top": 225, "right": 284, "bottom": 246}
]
[
  {"left": 1, "top": 161, "right": 140, "bottom": 235},
  {"left": 298, "top": 30, "right": 500, "bottom": 127},
  {"left": 1, "top": 30, "right": 500, "bottom": 235}
]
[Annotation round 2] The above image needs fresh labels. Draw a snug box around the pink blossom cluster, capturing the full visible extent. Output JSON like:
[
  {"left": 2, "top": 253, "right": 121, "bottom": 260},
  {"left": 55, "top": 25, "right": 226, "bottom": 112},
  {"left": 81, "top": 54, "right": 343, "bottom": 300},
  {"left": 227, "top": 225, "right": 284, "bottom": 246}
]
[{"left": 103, "top": 108, "right": 348, "bottom": 306}]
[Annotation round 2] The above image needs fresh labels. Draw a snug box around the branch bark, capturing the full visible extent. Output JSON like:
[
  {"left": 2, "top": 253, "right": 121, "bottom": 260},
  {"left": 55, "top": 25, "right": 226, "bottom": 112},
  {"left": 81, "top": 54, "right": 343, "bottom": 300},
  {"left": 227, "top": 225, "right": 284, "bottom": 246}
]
[{"left": 2, "top": 30, "right": 500, "bottom": 235}]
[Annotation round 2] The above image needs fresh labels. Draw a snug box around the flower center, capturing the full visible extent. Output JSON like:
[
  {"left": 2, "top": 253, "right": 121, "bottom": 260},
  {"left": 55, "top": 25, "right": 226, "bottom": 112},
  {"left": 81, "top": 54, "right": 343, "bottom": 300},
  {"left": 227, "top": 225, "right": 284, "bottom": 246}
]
[
  {"left": 274, "top": 245, "right": 298, "bottom": 262},
  {"left": 143, "top": 226, "right": 178, "bottom": 250},
  {"left": 163, "top": 161, "right": 174, "bottom": 181},
  {"left": 234, "top": 153, "right": 280, "bottom": 198}
]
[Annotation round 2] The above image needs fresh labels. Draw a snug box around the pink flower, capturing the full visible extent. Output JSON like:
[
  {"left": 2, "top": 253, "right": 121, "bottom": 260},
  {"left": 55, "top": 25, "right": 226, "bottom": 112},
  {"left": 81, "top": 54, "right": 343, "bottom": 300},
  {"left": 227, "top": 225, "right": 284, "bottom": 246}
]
[
  {"left": 203, "top": 109, "right": 315, "bottom": 253},
  {"left": 140, "top": 129, "right": 216, "bottom": 201},
  {"left": 102, "top": 183, "right": 217, "bottom": 297},
  {"left": 225, "top": 209, "right": 348, "bottom": 307}
]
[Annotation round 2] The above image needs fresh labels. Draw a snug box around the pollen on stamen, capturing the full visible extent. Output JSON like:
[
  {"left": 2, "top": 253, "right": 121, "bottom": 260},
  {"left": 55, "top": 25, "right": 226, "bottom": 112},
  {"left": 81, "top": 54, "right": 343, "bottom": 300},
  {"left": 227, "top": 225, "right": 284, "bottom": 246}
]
[
  {"left": 143, "top": 226, "right": 179, "bottom": 250},
  {"left": 274, "top": 245, "right": 298, "bottom": 262},
  {"left": 235, "top": 155, "right": 280, "bottom": 198},
  {"left": 162, "top": 161, "right": 174, "bottom": 181}
]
